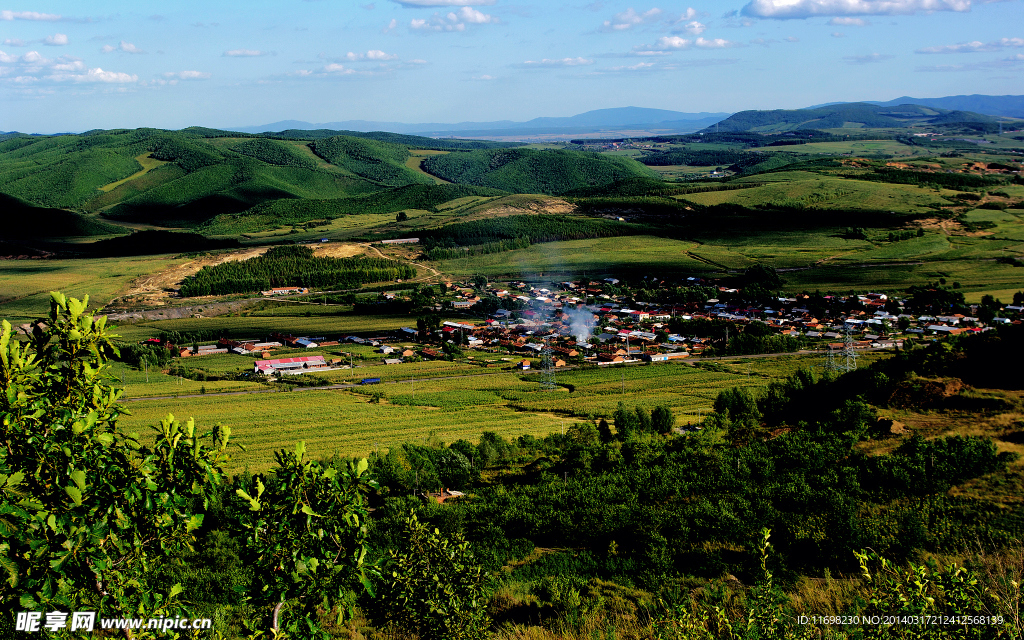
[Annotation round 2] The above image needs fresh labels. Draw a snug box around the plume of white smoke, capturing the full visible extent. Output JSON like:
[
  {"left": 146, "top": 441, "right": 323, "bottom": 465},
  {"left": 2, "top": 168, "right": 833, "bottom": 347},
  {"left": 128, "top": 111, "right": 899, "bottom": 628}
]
[{"left": 563, "top": 306, "right": 597, "bottom": 344}]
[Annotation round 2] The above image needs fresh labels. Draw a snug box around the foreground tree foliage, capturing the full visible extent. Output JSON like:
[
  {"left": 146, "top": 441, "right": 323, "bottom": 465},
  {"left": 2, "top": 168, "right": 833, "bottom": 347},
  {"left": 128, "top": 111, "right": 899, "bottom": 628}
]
[
  {"left": 0, "top": 293, "right": 234, "bottom": 631},
  {"left": 233, "top": 443, "right": 379, "bottom": 635},
  {"left": 371, "top": 511, "right": 491, "bottom": 640}
]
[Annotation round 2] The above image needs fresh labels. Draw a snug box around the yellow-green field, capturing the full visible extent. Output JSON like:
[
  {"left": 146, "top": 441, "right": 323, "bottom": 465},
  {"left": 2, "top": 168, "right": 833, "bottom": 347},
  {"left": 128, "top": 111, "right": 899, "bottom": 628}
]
[
  {"left": 97, "top": 153, "right": 170, "bottom": 193},
  {"left": 0, "top": 255, "right": 184, "bottom": 323},
  {"left": 677, "top": 174, "right": 956, "bottom": 212},
  {"left": 116, "top": 351, "right": 886, "bottom": 473}
]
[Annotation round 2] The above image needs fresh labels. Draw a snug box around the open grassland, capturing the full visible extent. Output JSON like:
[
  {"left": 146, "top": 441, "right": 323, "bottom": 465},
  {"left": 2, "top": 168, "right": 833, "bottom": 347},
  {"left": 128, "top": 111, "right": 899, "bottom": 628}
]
[
  {"left": 677, "top": 174, "right": 955, "bottom": 213},
  {"left": 778, "top": 140, "right": 926, "bottom": 156},
  {"left": 0, "top": 255, "right": 183, "bottom": 323},
  {"left": 97, "top": 153, "right": 170, "bottom": 192},
  {"left": 433, "top": 235, "right": 712, "bottom": 278},
  {"left": 405, "top": 150, "right": 450, "bottom": 184}
]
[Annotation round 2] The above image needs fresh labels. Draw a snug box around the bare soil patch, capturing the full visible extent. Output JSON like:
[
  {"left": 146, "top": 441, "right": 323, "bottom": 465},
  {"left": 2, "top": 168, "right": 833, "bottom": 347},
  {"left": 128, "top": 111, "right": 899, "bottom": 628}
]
[{"left": 115, "top": 242, "right": 369, "bottom": 307}]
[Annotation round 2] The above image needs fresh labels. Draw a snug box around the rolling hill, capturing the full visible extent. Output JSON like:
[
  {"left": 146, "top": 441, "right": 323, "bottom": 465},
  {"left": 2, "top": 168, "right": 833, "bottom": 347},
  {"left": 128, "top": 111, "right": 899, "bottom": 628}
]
[
  {"left": 420, "top": 148, "right": 660, "bottom": 194},
  {"left": 0, "top": 127, "right": 660, "bottom": 239},
  {"left": 812, "top": 94, "right": 1024, "bottom": 119},
  {"left": 707, "top": 103, "right": 998, "bottom": 133}
]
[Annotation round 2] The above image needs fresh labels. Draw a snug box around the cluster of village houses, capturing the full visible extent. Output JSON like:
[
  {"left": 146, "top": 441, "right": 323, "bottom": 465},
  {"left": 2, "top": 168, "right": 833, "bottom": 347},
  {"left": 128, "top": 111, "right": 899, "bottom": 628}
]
[{"left": 162, "top": 278, "right": 1022, "bottom": 376}]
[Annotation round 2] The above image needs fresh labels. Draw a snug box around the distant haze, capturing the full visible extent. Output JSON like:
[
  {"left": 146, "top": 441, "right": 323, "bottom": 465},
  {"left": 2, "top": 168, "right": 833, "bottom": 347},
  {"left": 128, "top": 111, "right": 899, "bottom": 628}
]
[{"left": 230, "top": 107, "right": 732, "bottom": 139}]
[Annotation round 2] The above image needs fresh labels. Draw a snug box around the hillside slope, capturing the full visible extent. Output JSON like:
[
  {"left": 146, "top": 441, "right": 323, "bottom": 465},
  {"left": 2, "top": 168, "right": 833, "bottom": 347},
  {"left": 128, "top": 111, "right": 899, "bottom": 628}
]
[
  {"left": 709, "top": 103, "right": 997, "bottom": 133},
  {"left": 421, "top": 148, "right": 660, "bottom": 194}
]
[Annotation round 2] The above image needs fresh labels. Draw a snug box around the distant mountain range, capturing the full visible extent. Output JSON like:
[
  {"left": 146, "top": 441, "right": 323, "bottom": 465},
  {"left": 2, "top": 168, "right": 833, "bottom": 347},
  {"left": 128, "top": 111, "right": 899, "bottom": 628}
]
[
  {"left": 229, "top": 107, "right": 731, "bottom": 138},
  {"left": 809, "top": 94, "right": 1024, "bottom": 118}
]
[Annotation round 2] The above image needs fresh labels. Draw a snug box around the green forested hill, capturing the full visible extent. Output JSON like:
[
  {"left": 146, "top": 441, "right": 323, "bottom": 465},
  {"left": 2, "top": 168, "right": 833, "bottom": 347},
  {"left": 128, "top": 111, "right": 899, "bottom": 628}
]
[
  {"left": 0, "top": 129, "right": 667, "bottom": 236},
  {"left": 310, "top": 135, "right": 434, "bottom": 187},
  {"left": 421, "top": 148, "right": 660, "bottom": 194},
  {"left": 709, "top": 103, "right": 998, "bottom": 133},
  {"left": 198, "top": 183, "right": 508, "bottom": 234},
  {"left": 0, "top": 193, "right": 125, "bottom": 238}
]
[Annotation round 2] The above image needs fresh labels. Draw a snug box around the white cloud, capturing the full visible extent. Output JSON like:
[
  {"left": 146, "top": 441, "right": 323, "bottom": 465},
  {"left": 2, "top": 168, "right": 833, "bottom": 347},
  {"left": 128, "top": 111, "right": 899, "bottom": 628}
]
[
  {"left": 844, "top": 52, "right": 894, "bottom": 63},
  {"left": 384, "top": 18, "right": 399, "bottom": 32},
  {"left": 0, "top": 10, "right": 61, "bottom": 21},
  {"left": 323, "top": 63, "right": 355, "bottom": 74},
  {"left": 410, "top": 6, "right": 498, "bottom": 31},
  {"left": 367, "top": 49, "right": 397, "bottom": 60},
  {"left": 916, "top": 37, "right": 1024, "bottom": 53},
  {"left": 784, "top": 35, "right": 799, "bottom": 41},
  {"left": 829, "top": 17, "right": 869, "bottom": 25},
  {"left": 393, "top": 0, "right": 495, "bottom": 5},
  {"left": 3, "top": 38, "right": 27, "bottom": 46},
  {"left": 103, "top": 40, "right": 144, "bottom": 54},
  {"left": 610, "top": 61, "right": 658, "bottom": 71},
  {"left": 472, "top": 74, "right": 495, "bottom": 80},
  {"left": 345, "top": 49, "right": 399, "bottom": 61},
  {"left": 649, "top": 35, "right": 691, "bottom": 49},
  {"left": 741, "top": 0, "right": 971, "bottom": 19},
  {"left": 46, "top": 67, "right": 137, "bottom": 83},
  {"left": 831, "top": 31, "right": 846, "bottom": 37},
  {"left": 521, "top": 57, "right": 594, "bottom": 67},
  {"left": 163, "top": 70, "right": 210, "bottom": 79},
  {"left": 682, "top": 20, "right": 706, "bottom": 34},
  {"left": 408, "top": 58, "right": 428, "bottom": 64},
  {"left": 695, "top": 37, "right": 736, "bottom": 47},
  {"left": 44, "top": 33, "right": 68, "bottom": 46},
  {"left": 224, "top": 49, "right": 268, "bottom": 57},
  {"left": 601, "top": 7, "right": 663, "bottom": 31}
]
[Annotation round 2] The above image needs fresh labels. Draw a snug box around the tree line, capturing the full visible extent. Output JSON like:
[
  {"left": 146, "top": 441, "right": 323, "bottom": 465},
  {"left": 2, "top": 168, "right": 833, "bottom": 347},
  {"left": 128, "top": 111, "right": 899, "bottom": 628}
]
[{"left": 179, "top": 245, "right": 416, "bottom": 297}]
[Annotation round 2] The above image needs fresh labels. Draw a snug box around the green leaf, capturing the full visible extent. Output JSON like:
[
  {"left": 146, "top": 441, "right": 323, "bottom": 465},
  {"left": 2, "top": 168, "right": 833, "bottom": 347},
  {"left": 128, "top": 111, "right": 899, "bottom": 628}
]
[
  {"left": 356, "top": 458, "right": 368, "bottom": 476},
  {"left": 64, "top": 485, "right": 83, "bottom": 506},
  {"left": 169, "top": 583, "right": 183, "bottom": 599},
  {"left": 295, "top": 441, "right": 306, "bottom": 460},
  {"left": 186, "top": 514, "right": 204, "bottom": 532},
  {"left": 300, "top": 504, "right": 318, "bottom": 517},
  {"left": 70, "top": 469, "right": 86, "bottom": 492}
]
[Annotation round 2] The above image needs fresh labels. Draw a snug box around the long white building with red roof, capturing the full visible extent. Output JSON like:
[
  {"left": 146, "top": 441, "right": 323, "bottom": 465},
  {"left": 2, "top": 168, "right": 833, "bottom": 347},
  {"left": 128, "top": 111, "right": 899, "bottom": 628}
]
[{"left": 254, "top": 355, "right": 327, "bottom": 375}]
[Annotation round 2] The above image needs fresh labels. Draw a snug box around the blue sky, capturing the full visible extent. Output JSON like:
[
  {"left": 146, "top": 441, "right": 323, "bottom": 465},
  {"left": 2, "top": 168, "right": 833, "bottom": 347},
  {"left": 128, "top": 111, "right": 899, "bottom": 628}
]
[{"left": 1, "top": 0, "right": 1021, "bottom": 132}]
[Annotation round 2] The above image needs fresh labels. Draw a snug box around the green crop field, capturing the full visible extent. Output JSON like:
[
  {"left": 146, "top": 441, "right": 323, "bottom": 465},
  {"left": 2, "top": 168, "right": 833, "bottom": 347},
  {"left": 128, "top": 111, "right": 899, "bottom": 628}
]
[
  {"left": 115, "top": 354, "right": 854, "bottom": 472},
  {"left": 130, "top": 312, "right": 418, "bottom": 338}
]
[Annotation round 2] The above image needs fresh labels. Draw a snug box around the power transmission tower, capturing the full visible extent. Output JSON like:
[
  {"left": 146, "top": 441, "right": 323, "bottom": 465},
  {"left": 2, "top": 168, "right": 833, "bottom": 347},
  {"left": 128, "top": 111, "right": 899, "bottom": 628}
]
[
  {"left": 539, "top": 336, "right": 556, "bottom": 392},
  {"left": 842, "top": 325, "right": 858, "bottom": 372},
  {"left": 823, "top": 325, "right": 858, "bottom": 374}
]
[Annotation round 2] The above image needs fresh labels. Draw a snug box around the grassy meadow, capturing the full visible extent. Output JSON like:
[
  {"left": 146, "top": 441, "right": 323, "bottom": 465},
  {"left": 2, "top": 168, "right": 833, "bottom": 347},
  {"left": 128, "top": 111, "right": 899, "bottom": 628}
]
[{"left": 0, "top": 254, "right": 184, "bottom": 324}]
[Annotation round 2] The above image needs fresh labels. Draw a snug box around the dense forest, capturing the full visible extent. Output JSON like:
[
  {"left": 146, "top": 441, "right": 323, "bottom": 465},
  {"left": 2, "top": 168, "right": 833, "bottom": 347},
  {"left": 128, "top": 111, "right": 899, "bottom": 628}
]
[
  {"left": 421, "top": 148, "right": 660, "bottom": 194},
  {"left": 178, "top": 245, "right": 416, "bottom": 297}
]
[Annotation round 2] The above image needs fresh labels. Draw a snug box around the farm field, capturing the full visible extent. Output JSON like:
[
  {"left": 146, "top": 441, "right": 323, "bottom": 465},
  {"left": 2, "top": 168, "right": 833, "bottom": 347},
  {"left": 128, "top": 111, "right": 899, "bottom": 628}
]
[
  {"left": 127, "top": 312, "right": 418, "bottom": 338},
  {"left": 117, "top": 353, "right": 860, "bottom": 472}
]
